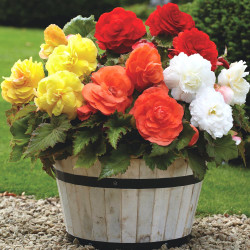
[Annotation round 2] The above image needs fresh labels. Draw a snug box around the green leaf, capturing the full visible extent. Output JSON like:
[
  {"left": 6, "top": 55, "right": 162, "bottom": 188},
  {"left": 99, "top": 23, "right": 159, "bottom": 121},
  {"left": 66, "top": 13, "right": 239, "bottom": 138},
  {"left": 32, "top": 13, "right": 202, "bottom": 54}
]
[
  {"left": 75, "top": 113, "right": 105, "bottom": 129},
  {"left": 143, "top": 152, "right": 178, "bottom": 171},
  {"left": 25, "top": 115, "right": 71, "bottom": 156},
  {"left": 104, "top": 113, "right": 132, "bottom": 149},
  {"left": 63, "top": 15, "right": 96, "bottom": 38},
  {"left": 153, "top": 35, "right": 173, "bottom": 48},
  {"left": 150, "top": 141, "right": 178, "bottom": 157},
  {"left": 128, "top": 142, "right": 148, "bottom": 158},
  {"left": 76, "top": 137, "right": 106, "bottom": 169},
  {"left": 99, "top": 144, "right": 130, "bottom": 179},
  {"left": 176, "top": 122, "right": 196, "bottom": 151},
  {"left": 25, "top": 115, "right": 36, "bottom": 135},
  {"left": 13, "top": 104, "right": 37, "bottom": 123},
  {"left": 5, "top": 106, "right": 19, "bottom": 125},
  {"left": 9, "top": 115, "right": 32, "bottom": 162},
  {"left": 10, "top": 116, "right": 31, "bottom": 146},
  {"left": 204, "top": 133, "right": 238, "bottom": 164},
  {"left": 73, "top": 128, "right": 100, "bottom": 155},
  {"left": 40, "top": 157, "right": 55, "bottom": 179},
  {"left": 232, "top": 104, "right": 250, "bottom": 132},
  {"left": 238, "top": 141, "right": 246, "bottom": 167},
  {"left": 9, "top": 143, "right": 24, "bottom": 162},
  {"left": 187, "top": 149, "right": 207, "bottom": 180}
]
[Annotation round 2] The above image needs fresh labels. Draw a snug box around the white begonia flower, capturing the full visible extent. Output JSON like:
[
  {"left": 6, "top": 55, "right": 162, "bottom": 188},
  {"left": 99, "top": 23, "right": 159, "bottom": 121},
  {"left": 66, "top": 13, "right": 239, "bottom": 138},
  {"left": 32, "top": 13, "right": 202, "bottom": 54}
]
[
  {"left": 190, "top": 88, "right": 233, "bottom": 139},
  {"left": 163, "top": 52, "right": 216, "bottom": 103},
  {"left": 218, "top": 60, "right": 249, "bottom": 105}
]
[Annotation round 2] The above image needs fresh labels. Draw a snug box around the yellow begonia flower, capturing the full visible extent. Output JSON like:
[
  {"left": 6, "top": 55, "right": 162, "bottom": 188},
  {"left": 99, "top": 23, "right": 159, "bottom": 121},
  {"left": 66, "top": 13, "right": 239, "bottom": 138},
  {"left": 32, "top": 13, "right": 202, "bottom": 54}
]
[
  {"left": 1, "top": 58, "right": 45, "bottom": 104},
  {"left": 46, "top": 34, "right": 97, "bottom": 80},
  {"left": 39, "top": 24, "right": 68, "bottom": 59},
  {"left": 35, "top": 71, "right": 84, "bottom": 120}
]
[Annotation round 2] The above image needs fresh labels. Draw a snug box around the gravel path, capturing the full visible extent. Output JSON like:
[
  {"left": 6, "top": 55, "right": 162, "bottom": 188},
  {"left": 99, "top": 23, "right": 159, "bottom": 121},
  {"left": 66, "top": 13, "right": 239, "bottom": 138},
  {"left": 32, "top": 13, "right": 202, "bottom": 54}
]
[{"left": 0, "top": 194, "right": 249, "bottom": 250}]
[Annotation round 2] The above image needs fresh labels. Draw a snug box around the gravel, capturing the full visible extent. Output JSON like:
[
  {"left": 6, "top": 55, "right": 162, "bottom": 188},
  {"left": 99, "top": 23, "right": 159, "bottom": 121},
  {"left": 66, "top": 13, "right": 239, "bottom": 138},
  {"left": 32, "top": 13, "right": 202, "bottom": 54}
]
[{"left": 0, "top": 194, "right": 249, "bottom": 250}]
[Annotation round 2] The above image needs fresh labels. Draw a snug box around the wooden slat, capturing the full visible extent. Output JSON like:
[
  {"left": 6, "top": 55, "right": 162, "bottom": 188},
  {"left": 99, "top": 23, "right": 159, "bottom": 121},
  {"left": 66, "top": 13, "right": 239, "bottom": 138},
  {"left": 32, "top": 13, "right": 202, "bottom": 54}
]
[
  {"left": 174, "top": 167, "right": 194, "bottom": 239},
  {"left": 54, "top": 161, "right": 74, "bottom": 235},
  {"left": 183, "top": 181, "right": 202, "bottom": 236},
  {"left": 72, "top": 168, "right": 93, "bottom": 239},
  {"left": 62, "top": 160, "right": 84, "bottom": 238},
  {"left": 87, "top": 165, "right": 107, "bottom": 241},
  {"left": 104, "top": 188, "right": 122, "bottom": 242},
  {"left": 121, "top": 160, "right": 140, "bottom": 243},
  {"left": 56, "top": 179, "right": 73, "bottom": 234},
  {"left": 164, "top": 159, "right": 188, "bottom": 240},
  {"left": 136, "top": 161, "right": 156, "bottom": 243},
  {"left": 150, "top": 166, "right": 175, "bottom": 241}
]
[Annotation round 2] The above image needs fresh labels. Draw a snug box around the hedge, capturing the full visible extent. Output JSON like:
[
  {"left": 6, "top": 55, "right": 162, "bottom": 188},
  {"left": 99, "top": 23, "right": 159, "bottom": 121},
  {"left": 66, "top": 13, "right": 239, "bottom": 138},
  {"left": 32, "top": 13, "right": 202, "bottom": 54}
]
[{"left": 0, "top": 0, "right": 148, "bottom": 28}]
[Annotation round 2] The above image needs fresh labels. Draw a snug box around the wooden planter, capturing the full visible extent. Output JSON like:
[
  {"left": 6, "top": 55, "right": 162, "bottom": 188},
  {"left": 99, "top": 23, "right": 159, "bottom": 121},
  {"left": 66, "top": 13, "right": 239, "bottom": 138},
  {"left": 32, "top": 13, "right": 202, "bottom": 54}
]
[{"left": 54, "top": 157, "right": 202, "bottom": 250}]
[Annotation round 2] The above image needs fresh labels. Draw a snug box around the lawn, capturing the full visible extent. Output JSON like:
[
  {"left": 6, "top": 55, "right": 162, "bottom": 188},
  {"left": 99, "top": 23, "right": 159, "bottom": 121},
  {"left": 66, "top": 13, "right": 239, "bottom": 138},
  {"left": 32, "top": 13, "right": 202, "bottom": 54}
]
[{"left": 0, "top": 26, "right": 249, "bottom": 216}]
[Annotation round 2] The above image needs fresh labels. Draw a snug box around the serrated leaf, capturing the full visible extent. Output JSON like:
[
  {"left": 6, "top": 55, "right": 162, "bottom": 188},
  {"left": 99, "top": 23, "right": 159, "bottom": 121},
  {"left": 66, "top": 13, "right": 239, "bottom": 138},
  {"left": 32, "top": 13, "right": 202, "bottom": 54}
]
[
  {"left": 25, "top": 116, "right": 36, "bottom": 135},
  {"left": 76, "top": 137, "right": 106, "bottom": 169},
  {"left": 233, "top": 104, "right": 250, "bottom": 132},
  {"left": 75, "top": 113, "right": 105, "bottom": 128},
  {"left": 99, "top": 144, "right": 130, "bottom": 179},
  {"left": 187, "top": 149, "right": 206, "bottom": 180},
  {"left": 128, "top": 142, "right": 148, "bottom": 158},
  {"left": 13, "top": 104, "right": 37, "bottom": 123},
  {"left": 5, "top": 106, "right": 19, "bottom": 125},
  {"left": 39, "top": 142, "right": 72, "bottom": 160},
  {"left": 10, "top": 116, "right": 31, "bottom": 146},
  {"left": 73, "top": 128, "right": 100, "bottom": 155},
  {"left": 9, "top": 115, "right": 32, "bottom": 162},
  {"left": 24, "top": 115, "right": 71, "bottom": 156},
  {"left": 104, "top": 112, "right": 132, "bottom": 149},
  {"left": 63, "top": 15, "right": 96, "bottom": 39},
  {"left": 204, "top": 133, "right": 238, "bottom": 164},
  {"left": 9, "top": 144, "right": 24, "bottom": 162},
  {"left": 40, "top": 157, "right": 55, "bottom": 179},
  {"left": 238, "top": 141, "right": 246, "bottom": 167},
  {"left": 153, "top": 35, "right": 173, "bottom": 48},
  {"left": 150, "top": 140, "right": 178, "bottom": 157},
  {"left": 176, "top": 122, "right": 196, "bottom": 151},
  {"left": 143, "top": 152, "right": 178, "bottom": 171}
]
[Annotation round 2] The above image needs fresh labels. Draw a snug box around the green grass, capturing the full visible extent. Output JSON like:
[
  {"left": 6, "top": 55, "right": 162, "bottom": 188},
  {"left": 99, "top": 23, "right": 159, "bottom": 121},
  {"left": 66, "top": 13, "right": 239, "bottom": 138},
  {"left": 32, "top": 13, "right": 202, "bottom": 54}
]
[
  {"left": 197, "top": 164, "right": 250, "bottom": 216},
  {"left": 0, "top": 26, "right": 249, "bottom": 216},
  {"left": 0, "top": 26, "right": 58, "bottom": 199}
]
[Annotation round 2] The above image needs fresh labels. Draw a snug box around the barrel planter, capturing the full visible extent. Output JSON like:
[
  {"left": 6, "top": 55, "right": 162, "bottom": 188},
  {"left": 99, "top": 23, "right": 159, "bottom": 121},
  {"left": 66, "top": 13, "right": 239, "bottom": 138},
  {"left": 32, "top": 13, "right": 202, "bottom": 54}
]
[{"left": 54, "top": 157, "right": 202, "bottom": 250}]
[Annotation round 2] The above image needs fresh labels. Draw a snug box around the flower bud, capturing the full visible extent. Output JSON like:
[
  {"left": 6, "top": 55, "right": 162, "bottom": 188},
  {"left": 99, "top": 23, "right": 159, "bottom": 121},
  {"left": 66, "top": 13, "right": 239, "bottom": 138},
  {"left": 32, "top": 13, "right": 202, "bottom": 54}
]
[
  {"left": 188, "top": 125, "right": 199, "bottom": 146},
  {"left": 132, "top": 39, "right": 156, "bottom": 50},
  {"left": 216, "top": 85, "right": 234, "bottom": 104},
  {"left": 232, "top": 135, "right": 241, "bottom": 146}
]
